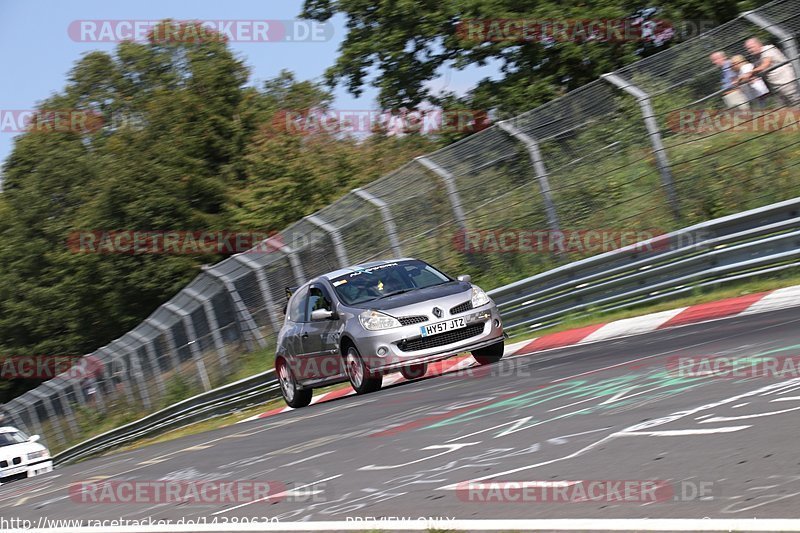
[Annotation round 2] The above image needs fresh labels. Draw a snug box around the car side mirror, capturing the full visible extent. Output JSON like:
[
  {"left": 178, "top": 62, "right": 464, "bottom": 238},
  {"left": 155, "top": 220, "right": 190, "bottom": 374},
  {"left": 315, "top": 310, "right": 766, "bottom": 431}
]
[
  {"left": 310, "top": 309, "right": 336, "bottom": 321},
  {"left": 457, "top": 274, "right": 472, "bottom": 283},
  {"left": 28, "top": 435, "right": 40, "bottom": 442}
]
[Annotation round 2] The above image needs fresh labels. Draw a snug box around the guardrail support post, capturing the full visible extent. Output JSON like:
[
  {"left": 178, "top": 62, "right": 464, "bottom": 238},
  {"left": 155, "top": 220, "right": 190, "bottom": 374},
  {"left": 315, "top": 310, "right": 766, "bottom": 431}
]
[
  {"left": 415, "top": 156, "right": 468, "bottom": 232},
  {"left": 305, "top": 214, "right": 350, "bottom": 268},
  {"left": 352, "top": 188, "right": 403, "bottom": 257},
  {"left": 602, "top": 73, "right": 680, "bottom": 220},
  {"left": 497, "top": 120, "right": 561, "bottom": 234},
  {"left": 164, "top": 303, "right": 213, "bottom": 392},
  {"left": 202, "top": 267, "right": 268, "bottom": 351},
  {"left": 743, "top": 11, "right": 800, "bottom": 96},
  {"left": 231, "top": 256, "right": 284, "bottom": 334}
]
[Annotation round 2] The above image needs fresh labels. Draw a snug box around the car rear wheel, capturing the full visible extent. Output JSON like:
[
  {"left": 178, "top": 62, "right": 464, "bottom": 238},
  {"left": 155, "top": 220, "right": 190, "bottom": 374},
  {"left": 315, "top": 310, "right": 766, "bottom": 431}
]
[
  {"left": 400, "top": 362, "right": 428, "bottom": 380},
  {"left": 277, "top": 358, "right": 313, "bottom": 408},
  {"left": 472, "top": 340, "right": 505, "bottom": 365},
  {"left": 345, "top": 345, "right": 382, "bottom": 394}
]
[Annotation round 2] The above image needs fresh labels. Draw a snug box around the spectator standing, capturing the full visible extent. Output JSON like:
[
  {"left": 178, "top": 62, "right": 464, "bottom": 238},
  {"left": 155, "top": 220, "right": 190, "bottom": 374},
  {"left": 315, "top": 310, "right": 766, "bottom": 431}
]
[
  {"left": 744, "top": 38, "right": 799, "bottom": 106},
  {"left": 710, "top": 51, "right": 749, "bottom": 109}
]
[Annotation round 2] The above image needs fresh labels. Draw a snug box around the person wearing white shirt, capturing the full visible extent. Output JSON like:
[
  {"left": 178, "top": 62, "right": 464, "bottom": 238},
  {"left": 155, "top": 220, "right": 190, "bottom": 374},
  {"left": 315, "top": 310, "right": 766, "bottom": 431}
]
[{"left": 731, "top": 54, "right": 769, "bottom": 109}]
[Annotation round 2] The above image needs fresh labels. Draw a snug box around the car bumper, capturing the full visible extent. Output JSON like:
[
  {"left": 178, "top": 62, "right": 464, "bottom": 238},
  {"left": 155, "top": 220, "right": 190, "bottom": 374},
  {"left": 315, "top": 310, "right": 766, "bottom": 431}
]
[
  {"left": 354, "top": 303, "right": 505, "bottom": 373},
  {"left": 0, "top": 459, "right": 52, "bottom": 480}
]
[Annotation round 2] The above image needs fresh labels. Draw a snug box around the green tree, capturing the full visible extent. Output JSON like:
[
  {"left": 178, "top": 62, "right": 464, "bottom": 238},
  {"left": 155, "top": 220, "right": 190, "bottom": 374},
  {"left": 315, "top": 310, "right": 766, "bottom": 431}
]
[{"left": 301, "top": 0, "right": 765, "bottom": 116}]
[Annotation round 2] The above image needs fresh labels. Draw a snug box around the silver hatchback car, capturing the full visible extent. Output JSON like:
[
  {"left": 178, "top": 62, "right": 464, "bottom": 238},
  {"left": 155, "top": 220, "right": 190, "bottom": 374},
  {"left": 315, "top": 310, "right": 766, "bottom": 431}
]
[{"left": 274, "top": 258, "right": 506, "bottom": 407}]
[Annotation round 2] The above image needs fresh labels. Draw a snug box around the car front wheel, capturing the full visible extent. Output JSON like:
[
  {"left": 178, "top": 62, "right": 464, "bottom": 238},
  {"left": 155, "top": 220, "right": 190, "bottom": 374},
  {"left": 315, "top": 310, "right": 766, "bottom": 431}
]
[
  {"left": 345, "top": 345, "right": 382, "bottom": 394},
  {"left": 472, "top": 340, "right": 504, "bottom": 365}
]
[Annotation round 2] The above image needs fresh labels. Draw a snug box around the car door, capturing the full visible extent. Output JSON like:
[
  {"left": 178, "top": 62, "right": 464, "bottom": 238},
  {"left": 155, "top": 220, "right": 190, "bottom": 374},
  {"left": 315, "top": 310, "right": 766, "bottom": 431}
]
[
  {"left": 282, "top": 285, "right": 309, "bottom": 380},
  {"left": 301, "top": 283, "right": 343, "bottom": 379}
]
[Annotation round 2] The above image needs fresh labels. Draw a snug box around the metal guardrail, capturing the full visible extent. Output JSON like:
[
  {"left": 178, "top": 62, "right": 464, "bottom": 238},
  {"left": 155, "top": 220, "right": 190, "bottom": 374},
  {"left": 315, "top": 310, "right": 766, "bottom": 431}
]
[
  {"left": 53, "top": 370, "right": 279, "bottom": 466},
  {"left": 55, "top": 197, "right": 800, "bottom": 464},
  {"left": 489, "top": 197, "right": 800, "bottom": 336}
]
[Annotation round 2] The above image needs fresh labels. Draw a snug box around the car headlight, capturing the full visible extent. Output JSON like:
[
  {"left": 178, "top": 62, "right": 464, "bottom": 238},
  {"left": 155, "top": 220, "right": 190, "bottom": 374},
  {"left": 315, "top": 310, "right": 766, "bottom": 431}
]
[
  {"left": 471, "top": 286, "right": 491, "bottom": 308},
  {"left": 359, "top": 310, "right": 402, "bottom": 331},
  {"left": 27, "top": 450, "right": 48, "bottom": 461}
]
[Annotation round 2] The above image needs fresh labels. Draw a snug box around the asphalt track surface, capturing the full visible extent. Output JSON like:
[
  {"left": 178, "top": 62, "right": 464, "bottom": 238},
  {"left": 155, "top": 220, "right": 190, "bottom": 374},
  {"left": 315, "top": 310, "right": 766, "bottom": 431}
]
[{"left": 3, "top": 307, "right": 800, "bottom": 526}]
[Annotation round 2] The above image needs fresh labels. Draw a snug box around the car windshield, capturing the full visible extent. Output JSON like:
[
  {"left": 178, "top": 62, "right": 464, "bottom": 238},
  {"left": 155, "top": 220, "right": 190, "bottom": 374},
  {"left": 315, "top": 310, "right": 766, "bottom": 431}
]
[
  {"left": 0, "top": 430, "right": 28, "bottom": 447},
  {"left": 329, "top": 260, "right": 452, "bottom": 305}
]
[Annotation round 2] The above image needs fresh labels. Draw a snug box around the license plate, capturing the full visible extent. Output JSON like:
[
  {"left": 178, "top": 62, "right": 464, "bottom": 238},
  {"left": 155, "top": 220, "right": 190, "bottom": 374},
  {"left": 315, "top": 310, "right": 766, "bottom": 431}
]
[{"left": 420, "top": 317, "right": 466, "bottom": 337}]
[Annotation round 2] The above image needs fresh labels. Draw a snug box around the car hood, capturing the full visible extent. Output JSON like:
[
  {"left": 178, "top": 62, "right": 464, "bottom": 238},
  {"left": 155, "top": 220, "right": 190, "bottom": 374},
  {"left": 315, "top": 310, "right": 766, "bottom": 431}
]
[
  {"left": 0, "top": 441, "right": 46, "bottom": 459},
  {"left": 348, "top": 281, "right": 472, "bottom": 312}
]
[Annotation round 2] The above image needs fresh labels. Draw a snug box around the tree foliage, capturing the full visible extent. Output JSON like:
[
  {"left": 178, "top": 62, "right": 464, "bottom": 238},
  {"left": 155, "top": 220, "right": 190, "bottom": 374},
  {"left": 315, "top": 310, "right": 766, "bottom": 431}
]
[
  {"left": 301, "top": 0, "right": 771, "bottom": 116},
  {"left": 0, "top": 22, "right": 435, "bottom": 402}
]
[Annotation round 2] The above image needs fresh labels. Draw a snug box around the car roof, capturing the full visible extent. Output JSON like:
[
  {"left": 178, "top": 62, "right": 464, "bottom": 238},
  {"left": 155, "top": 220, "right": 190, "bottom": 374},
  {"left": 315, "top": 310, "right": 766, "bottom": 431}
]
[
  {"left": 0, "top": 427, "right": 21, "bottom": 433},
  {"left": 317, "top": 258, "right": 418, "bottom": 283}
]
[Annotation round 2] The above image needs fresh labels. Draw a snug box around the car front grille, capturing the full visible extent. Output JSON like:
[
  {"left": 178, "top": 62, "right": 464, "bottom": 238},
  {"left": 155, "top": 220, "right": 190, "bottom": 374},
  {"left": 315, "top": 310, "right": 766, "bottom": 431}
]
[
  {"left": 450, "top": 300, "right": 473, "bottom": 315},
  {"left": 398, "top": 315, "right": 428, "bottom": 326},
  {"left": 12, "top": 457, "right": 21, "bottom": 465},
  {"left": 0, "top": 460, "right": 7, "bottom": 468},
  {"left": 397, "top": 324, "right": 484, "bottom": 352}
]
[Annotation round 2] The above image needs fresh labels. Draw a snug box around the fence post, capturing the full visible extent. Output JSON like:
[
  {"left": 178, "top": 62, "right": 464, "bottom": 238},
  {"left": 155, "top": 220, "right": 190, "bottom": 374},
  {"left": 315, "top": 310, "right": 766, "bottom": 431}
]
[
  {"left": 497, "top": 120, "right": 561, "bottom": 234},
  {"left": 114, "top": 337, "right": 153, "bottom": 410},
  {"left": 16, "top": 398, "right": 45, "bottom": 443},
  {"left": 601, "top": 73, "right": 680, "bottom": 220},
  {"left": 267, "top": 235, "right": 306, "bottom": 285},
  {"left": 415, "top": 156, "right": 468, "bottom": 231},
  {"left": 305, "top": 214, "right": 350, "bottom": 268},
  {"left": 51, "top": 380, "right": 80, "bottom": 437},
  {"left": 185, "top": 287, "right": 231, "bottom": 370},
  {"left": 202, "top": 266, "right": 268, "bottom": 351},
  {"left": 145, "top": 318, "right": 182, "bottom": 371},
  {"left": 164, "top": 302, "right": 213, "bottom": 391},
  {"left": 29, "top": 389, "right": 66, "bottom": 447},
  {"left": 98, "top": 346, "right": 136, "bottom": 406},
  {"left": 352, "top": 187, "right": 403, "bottom": 257},
  {"left": 743, "top": 11, "right": 800, "bottom": 96},
  {"left": 231, "top": 256, "right": 284, "bottom": 334},
  {"left": 129, "top": 331, "right": 167, "bottom": 398}
]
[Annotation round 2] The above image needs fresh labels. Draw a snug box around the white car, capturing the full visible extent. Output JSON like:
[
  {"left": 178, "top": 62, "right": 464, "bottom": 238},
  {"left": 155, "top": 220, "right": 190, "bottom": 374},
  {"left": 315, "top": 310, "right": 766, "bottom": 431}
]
[{"left": 0, "top": 427, "right": 53, "bottom": 482}]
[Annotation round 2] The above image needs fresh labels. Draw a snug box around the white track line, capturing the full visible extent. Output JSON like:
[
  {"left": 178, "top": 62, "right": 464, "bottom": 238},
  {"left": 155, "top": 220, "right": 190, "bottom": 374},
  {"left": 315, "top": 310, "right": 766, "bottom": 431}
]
[{"left": 211, "top": 474, "right": 342, "bottom": 515}]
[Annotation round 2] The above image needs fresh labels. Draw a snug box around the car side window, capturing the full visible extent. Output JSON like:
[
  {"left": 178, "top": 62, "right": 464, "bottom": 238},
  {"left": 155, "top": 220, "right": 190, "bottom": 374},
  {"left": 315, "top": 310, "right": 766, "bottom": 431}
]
[
  {"left": 307, "top": 286, "right": 333, "bottom": 319},
  {"left": 287, "top": 286, "right": 309, "bottom": 323}
]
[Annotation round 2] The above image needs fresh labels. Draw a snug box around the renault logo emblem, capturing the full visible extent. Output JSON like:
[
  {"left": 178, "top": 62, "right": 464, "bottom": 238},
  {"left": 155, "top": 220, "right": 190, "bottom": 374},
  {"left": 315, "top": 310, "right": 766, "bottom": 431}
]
[{"left": 432, "top": 307, "right": 443, "bottom": 318}]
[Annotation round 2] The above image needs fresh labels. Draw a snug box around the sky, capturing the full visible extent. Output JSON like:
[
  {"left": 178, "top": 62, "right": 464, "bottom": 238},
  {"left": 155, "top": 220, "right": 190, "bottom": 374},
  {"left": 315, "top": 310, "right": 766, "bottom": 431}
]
[{"left": 0, "top": 0, "right": 498, "bottom": 168}]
